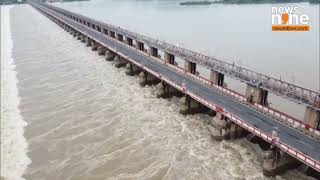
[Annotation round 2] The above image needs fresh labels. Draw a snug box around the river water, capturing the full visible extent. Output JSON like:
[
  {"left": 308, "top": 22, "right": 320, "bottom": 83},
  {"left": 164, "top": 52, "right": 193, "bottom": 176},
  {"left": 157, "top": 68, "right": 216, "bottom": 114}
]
[{"left": 0, "top": 2, "right": 318, "bottom": 180}]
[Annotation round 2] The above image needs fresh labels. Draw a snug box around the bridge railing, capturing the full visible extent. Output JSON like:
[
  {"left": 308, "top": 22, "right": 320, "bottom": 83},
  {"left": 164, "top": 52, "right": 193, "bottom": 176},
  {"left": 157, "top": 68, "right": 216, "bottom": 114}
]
[
  {"left": 38, "top": 1, "right": 320, "bottom": 137},
  {"left": 42, "top": 1, "right": 320, "bottom": 135},
  {"left": 40, "top": 2, "right": 320, "bottom": 111},
  {"left": 144, "top": 45, "right": 320, "bottom": 137}
]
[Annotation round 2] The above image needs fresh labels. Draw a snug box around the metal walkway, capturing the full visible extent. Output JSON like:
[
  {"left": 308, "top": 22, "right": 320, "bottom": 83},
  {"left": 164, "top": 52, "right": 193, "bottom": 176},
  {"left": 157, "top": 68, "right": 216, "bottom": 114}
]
[{"left": 30, "top": 1, "right": 320, "bottom": 172}]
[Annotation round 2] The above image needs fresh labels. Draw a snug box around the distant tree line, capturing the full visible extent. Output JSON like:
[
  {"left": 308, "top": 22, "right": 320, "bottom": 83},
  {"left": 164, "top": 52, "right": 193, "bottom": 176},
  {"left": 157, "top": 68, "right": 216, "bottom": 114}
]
[
  {"left": 1, "top": 0, "right": 26, "bottom": 5},
  {"left": 221, "top": 0, "right": 319, "bottom": 4},
  {"left": 0, "top": 0, "right": 89, "bottom": 5},
  {"left": 62, "top": 0, "right": 89, "bottom": 1}
]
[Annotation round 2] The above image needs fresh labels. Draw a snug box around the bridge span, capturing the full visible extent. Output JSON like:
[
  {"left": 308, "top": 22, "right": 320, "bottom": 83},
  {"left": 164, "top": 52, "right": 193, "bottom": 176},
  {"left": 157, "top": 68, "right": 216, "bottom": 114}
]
[{"left": 30, "top": 1, "right": 320, "bottom": 176}]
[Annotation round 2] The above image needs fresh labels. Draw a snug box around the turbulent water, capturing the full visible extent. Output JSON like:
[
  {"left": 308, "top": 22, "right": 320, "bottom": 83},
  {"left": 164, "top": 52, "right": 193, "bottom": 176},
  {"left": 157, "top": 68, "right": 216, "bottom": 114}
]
[
  {"left": 1, "top": 5, "right": 31, "bottom": 180},
  {"left": 0, "top": 4, "right": 317, "bottom": 180}
]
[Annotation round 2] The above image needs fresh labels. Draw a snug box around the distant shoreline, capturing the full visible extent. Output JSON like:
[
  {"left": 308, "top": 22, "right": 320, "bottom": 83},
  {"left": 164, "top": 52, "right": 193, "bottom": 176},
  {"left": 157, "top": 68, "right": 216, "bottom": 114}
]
[
  {"left": 180, "top": 1, "right": 213, "bottom": 5},
  {"left": 62, "top": 0, "right": 89, "bottom": 2},
  {"left": 179, "top": 0, "right": 319, "bottom": 5}
]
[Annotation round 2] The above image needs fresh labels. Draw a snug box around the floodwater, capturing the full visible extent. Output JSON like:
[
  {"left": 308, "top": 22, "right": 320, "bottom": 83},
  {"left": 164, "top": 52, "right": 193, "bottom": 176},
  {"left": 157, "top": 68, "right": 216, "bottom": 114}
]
[{"left": 0, "top": 2, "right": 318, "bottom": 180}]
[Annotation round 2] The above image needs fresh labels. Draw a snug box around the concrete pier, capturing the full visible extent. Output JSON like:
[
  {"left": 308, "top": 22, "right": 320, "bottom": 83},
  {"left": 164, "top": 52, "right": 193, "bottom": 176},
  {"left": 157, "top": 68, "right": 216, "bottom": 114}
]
[
  {"left": 97, "top": 46, "right": 106, "bottom": 55},
  {"left": 126, "top": 37, "right": 133, "bottom": 46},
  {"left": 139, "top": 72, "right": 161, "bottom": 86},
  {"left": 103, "top": 28, "right": 108, "bottom": 35},
  {"left": 164, "top": 52, "right": 175, "bottom": 64},
  {"left": 91, "top": 41, "right": 98, "bottom": 51},
  {"left": 85, "top": 36, "right": 92, "bottom": 47},
  {"left": 117, "top": 34, "right": 124, "bottom": 42},
  {"left": 229, "top": 122, "right": 245, "bottom": 140},
  {"left": 80, "top": 35, "right": 85, "bottom": 43},
  {"left": 209, "top": 112, "right": 244, "bottom": 140},
  {"left": 137, "top": 41, "right": 144, "bottom": 51},
  {"left": 105, "top": 50, "right": 115, "bottom": 61},
  {"left": 262, "top": 148, "right": 300, "bottom": 176},
  {"left": 304, "top": 107, "right": 320, "bottom": 129},
  {"left": 179, "top": 95, "right": 207, "bottom": 115},
  {"left": 210, "top": 70, "right": 224, "bottom": 86},
  {"left": 76, "top": 33, "right": 81, "bottom": 40},
  {"left": 156, "top": 82, "right": 183, "bottom": 98},
  {"left": 126, "top": 63, "right": 141, "bottom": 76},
  {"left": 209, "top": 113, "right": 229, "bottom": 140},
  {"left": 154, "top": 82, "right": 164, "bottom": 94},
  {"left": 109, "top": 31, "right": 116, "bottom": 38},
  {"left": 114, "top": 56, "right": 127, "bottom": 68},
  {"left": 184, "top": 60, "right": 197, "bottom": 74},
  {"left": 96, "top": 26, "right": 100, "bottom": 32},
  {"left": 150, "top": 46, "right": 158, "bottom": 57},
  {"left": 245, "top": 84, "right": 268, "bottom": 105}
]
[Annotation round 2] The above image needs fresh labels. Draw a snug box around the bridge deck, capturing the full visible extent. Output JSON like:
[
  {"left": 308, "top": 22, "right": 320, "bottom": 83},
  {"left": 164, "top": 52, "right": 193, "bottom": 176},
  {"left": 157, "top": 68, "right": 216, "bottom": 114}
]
[
  {"left": 41, "top": 2, "right": 320, "bottom": 112},
  {"left": 32, "top": 2, "right": 320, "bottom": 171}
]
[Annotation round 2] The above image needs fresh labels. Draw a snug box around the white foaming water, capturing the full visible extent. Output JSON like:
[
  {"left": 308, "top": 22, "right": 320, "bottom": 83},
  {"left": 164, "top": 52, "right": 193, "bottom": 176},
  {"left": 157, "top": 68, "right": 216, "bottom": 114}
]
[{"left": 1, "top": 5, "right": 31, "bottom": 180}]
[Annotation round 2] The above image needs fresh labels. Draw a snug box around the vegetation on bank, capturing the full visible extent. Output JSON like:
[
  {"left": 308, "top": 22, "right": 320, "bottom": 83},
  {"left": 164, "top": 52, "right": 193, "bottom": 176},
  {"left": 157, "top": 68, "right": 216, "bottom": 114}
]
[
  {"left": 179, "top": 0, "right": 319, "bottom": 5},
  {"left": 0, "top": 0, "right": 89, "bottom": 5},
  {"left": 180, "top": 0, "right": 213, "bottom": 5},
  {"left": 1, "top": 0, "right": 26, "bottom": 5},
  {"left": 46, "top": 0, "right": 89, "bottom": 2},
  {"left": 61, "top": 0, "right": 89, "bottom": 2}
]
